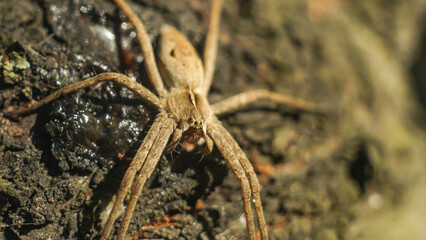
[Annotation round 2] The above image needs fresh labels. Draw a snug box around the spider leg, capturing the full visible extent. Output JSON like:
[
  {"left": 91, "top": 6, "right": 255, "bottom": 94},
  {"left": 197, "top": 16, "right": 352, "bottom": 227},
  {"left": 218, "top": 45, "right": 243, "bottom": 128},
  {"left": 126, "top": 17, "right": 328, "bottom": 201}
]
[
  {"left": 214, "top": 122, "right": 269, "bottom": 240},
  {"left": 200, "top": 134, "right": 214, "bottom": 155},
  {"left": 207, "top": 120, "right": 263, "bottom": 240},
  {"left": 114, "top": 0, "right": 168, "bottom": 97},
  {"left": 116, "top": 116, "right": 175, "bottom": 240},
  {"left": 200, "top": 0, "right": 223, "bottom": 96},
  {"left": 212, "top": 89, "right": 319, "bottom": 116},
  {"left": 99, "top": 114, "right": 174, "bottom": 240},
  {"left": 164, "top": 128, "right": 183, "bottom": 153},
  {"left": 4, "top": 72, "right": 162, "bottom": 117}
]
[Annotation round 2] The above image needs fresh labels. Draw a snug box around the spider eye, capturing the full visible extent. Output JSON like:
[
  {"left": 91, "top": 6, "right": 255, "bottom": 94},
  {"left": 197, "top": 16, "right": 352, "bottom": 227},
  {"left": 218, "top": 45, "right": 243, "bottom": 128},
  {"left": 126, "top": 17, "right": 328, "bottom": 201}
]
[{"left": 194, "top": 121, "right": 198, "bottom": 125}]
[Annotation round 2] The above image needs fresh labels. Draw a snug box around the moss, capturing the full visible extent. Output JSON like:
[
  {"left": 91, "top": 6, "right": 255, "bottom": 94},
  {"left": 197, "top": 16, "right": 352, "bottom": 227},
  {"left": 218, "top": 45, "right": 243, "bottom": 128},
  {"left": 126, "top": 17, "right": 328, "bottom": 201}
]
[{"left": 1, "top": 51, "right": 30, "bottom": 84}]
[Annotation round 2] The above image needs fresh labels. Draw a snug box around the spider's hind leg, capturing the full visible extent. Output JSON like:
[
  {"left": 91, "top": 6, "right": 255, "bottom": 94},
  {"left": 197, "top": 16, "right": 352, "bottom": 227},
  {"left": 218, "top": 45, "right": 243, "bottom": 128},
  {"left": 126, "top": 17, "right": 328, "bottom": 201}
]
[
  {"left": 200, "top": 0, "right": 224, "bottom": 96},
  {"left": 113, "top": 0, "right": 168, "bottom": 97}
]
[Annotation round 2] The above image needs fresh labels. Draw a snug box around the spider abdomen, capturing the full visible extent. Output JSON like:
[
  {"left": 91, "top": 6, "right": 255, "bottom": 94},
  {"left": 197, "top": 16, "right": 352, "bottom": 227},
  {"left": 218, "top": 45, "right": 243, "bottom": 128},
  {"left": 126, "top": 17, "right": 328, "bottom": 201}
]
[{"left": 157, "top": 25, "right": 204, "bottom": 91}]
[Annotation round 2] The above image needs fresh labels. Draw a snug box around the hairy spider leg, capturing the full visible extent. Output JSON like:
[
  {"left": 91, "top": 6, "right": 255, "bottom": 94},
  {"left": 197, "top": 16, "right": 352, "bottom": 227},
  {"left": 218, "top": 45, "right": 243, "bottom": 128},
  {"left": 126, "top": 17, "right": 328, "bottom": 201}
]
[
  {"left": 114, "top": 0, "right": 168, "bottom": 97},
  {"left": 4, "top": 73, "right": 161, "bottom": 118},
  {"left": 116, "top": 117, "right": 174, "bottom": 240},
  {"left": 100, "top": 115, "right": 173, "bottom": 240}
]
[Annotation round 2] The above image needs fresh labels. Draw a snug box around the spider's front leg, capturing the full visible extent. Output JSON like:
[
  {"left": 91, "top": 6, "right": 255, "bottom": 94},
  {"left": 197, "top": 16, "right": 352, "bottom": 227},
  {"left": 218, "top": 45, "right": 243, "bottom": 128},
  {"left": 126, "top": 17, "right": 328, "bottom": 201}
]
[
  {"left": 100, "top": 114, "right": 175, "bottom": 240},
  {"left": 212, "top": 89, "right": 320, "bottom": 116},
  {"left": 4, "top": 73, "right": 161, "bottom": 118},
  {"left": 207, "top": 120, "right": 268, "bottom": 240},
  {"left": 116, "top": 116, "right": 175, "bottom": 240}
]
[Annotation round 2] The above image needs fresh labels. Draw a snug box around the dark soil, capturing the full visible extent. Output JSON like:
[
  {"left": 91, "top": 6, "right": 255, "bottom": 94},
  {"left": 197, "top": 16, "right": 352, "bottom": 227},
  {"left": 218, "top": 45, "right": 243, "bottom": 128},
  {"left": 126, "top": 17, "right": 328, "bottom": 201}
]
[{"left": 1, "top": 0, "right": 425, "bottom": 240}]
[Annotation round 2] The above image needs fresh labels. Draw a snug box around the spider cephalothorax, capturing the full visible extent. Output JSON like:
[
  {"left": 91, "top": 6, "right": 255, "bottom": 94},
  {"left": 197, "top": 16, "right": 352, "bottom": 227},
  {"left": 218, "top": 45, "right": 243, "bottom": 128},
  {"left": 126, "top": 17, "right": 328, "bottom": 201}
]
[{"left": 165, "top": 88, "right": 213, "bottom": 153}]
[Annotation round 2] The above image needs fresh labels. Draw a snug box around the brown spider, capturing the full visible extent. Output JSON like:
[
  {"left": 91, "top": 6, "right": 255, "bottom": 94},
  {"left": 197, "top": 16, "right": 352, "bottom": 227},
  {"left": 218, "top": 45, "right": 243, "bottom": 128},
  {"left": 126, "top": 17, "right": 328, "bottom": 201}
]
[{"left": 5, "top": 0, "right": 318, "bottom": 239}]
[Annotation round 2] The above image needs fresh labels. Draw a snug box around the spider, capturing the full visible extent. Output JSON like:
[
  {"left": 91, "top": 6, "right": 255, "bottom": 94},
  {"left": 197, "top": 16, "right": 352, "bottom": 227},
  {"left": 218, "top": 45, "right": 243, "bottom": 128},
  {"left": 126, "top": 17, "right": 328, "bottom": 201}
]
[{"left": 5, "top": 0, "right": 318, "bottom": 239}]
